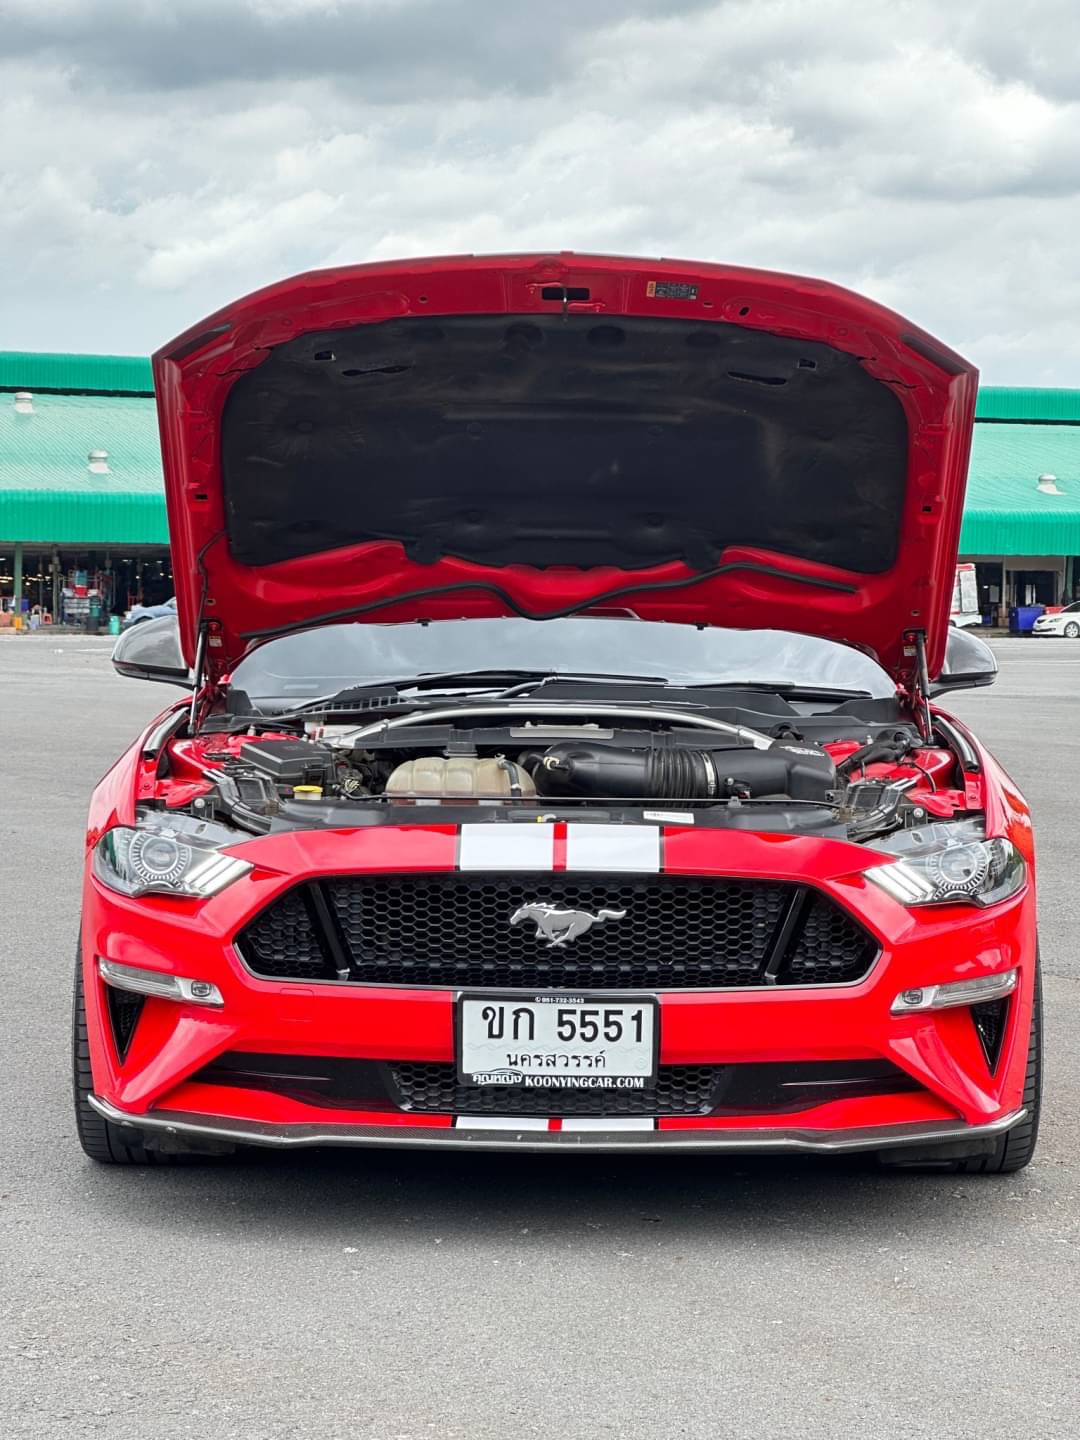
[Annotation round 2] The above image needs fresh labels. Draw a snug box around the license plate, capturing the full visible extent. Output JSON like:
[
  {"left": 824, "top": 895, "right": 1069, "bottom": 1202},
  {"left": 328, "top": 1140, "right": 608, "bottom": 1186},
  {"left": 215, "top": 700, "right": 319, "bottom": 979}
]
[{"left": 457, "top": 994, "right": 658, "bottom": 1089}]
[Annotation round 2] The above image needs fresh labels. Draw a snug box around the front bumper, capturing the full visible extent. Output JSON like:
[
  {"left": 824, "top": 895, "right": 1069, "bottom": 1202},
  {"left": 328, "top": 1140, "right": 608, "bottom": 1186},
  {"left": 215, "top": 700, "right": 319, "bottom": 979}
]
[
  {"left": 87, "top": 1095, "right": 1027, "bottom": 1154},
  {"left": 81, "top": 820, "right": 1039, "bottom": 1154}
]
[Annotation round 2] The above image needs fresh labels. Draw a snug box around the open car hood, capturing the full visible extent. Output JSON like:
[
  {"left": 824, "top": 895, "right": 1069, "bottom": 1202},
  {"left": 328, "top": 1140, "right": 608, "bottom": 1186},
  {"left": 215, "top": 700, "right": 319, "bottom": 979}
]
[{"left": 153, "top": 253, "right": 977, "bottom": 683}]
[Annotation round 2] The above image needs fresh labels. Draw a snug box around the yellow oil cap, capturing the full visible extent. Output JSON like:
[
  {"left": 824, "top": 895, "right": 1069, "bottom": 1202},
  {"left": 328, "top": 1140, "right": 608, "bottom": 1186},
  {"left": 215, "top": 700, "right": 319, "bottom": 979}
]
[{"left": 292, "top": 785, "right": 323, "bottom": 799}]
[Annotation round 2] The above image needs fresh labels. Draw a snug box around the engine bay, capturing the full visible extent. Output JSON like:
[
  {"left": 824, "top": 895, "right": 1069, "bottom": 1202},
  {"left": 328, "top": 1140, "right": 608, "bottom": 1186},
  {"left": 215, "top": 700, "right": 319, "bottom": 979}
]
[{"left": 144, "top": 685, "right": 981, "bottom": 846}]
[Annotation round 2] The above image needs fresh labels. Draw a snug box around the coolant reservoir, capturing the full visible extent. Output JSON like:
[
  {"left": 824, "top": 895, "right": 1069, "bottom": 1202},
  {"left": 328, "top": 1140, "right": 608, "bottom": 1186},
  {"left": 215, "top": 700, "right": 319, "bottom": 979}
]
[{"left": 384, "top": 756, "right": 536, "bottom": 800}]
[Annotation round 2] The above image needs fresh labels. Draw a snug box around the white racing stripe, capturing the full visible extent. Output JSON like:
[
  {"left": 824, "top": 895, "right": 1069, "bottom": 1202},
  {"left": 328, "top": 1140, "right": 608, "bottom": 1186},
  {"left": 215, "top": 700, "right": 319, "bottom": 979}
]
[
  {"left": 561, "top": 1117, "right": 657, "bottom": 1132},
  {"left": 459, "top": 824, "right": 554, "bottom": 871},
  {"left": 453, "top": 1116, "right": 549, "bottom": 1131},
  {"left": 458, "top": 822, "right": 663, "bottom": 873},
  {"left": 566, "top": 824, "right": 661, "bottom": 873}
]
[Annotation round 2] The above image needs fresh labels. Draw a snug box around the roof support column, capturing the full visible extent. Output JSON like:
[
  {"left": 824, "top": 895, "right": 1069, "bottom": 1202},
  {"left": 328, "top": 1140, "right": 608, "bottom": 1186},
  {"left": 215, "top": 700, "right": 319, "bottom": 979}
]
[
  {"left": 12, "top": 542, "right": 23, "bottom": 629},
  {"left": 1000, "top": 558, "right": 1007, "bottom": 626}
]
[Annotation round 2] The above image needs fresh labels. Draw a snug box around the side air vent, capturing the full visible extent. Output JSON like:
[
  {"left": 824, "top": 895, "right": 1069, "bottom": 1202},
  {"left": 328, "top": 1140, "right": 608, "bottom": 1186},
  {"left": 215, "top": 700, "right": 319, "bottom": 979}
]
[
  {"left": 972, "top": 998, "right": 1010, "bottom": 1072},
  {"left": 106, "top": 986, "right": 144, "bottom": 1062}
]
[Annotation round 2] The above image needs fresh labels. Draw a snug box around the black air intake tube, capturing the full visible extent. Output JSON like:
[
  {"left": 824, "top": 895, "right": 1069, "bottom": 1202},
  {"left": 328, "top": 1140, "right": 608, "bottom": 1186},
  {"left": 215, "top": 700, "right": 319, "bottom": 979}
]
[{"left": 523, "top": 738, "right": 835, "bottom": 803}]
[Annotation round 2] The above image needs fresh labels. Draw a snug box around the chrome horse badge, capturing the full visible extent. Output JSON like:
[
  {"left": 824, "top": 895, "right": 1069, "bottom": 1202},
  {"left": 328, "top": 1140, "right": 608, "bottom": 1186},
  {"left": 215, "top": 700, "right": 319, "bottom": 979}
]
[{"left": 509, "top": 902, "right": 627, "bottom": 948}]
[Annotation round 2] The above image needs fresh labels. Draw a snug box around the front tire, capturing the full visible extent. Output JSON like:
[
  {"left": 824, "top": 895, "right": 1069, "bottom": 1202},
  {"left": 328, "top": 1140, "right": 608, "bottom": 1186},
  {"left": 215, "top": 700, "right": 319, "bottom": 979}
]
[
  {"left": 880, "top": 953, "right": 1042, "bottom": 1175},
  {"left": 1064, "top": 622, "right": 1079, "bottom": 639}
]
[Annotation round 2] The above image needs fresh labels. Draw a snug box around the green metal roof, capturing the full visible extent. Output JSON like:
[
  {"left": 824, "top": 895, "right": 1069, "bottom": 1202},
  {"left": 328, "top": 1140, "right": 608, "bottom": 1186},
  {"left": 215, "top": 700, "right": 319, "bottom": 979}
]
[
  {"left": 0, "top": 391, "right": 166, "bottom": 544},
  {"left": 2, "top": 352, "right": 1080, "bottom": 556},
  {"left": 2, "top": 360, "right": 1073, "bottom": 417},
  {"left": 975, "top": 387, "right": 1080, "bottom": 423},
  {"left": 0, "top": 351, "right": 153, "bottom": 396},
  {"left": 961, "top": 423, "right": 1080, "bottom": 554}
]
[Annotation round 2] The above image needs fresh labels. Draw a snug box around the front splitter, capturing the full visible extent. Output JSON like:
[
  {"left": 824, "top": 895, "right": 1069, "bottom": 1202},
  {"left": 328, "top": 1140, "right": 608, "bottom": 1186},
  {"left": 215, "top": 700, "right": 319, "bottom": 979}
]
[{"left": 88, "top": 1095, "right": 1025, "bottom": 1155}]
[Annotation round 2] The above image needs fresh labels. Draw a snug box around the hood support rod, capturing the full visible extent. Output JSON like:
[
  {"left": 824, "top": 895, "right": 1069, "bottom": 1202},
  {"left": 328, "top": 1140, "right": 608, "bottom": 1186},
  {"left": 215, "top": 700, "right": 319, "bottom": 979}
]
[
  {"left": 905, "top": 628, "right": 933, "bottom": 741},
  {"left": 188, "top": 625, "right": 207, "bottom": 732}
]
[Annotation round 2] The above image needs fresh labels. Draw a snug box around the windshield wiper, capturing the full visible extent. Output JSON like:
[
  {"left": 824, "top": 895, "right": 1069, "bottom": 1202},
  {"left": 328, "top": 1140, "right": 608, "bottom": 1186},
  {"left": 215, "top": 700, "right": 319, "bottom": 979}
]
[
  {"left": 685, "top": 680, "right": 873, "bottom": 700},
  {"left": 399, "top": 668, "right": 667, "bottom": 693},
  {"left": 265, "top": 669, "right": 671, "bottom": 719},
  {"left": 227, "top": 672, "right": 872, "bottom": 727}
]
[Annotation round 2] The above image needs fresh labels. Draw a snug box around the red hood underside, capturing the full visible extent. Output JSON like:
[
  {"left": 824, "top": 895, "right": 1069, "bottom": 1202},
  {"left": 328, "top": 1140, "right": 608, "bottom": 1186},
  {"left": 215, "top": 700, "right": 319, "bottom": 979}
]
[{"left": 153, "top": 253, "right": 977, "bottom": 681}]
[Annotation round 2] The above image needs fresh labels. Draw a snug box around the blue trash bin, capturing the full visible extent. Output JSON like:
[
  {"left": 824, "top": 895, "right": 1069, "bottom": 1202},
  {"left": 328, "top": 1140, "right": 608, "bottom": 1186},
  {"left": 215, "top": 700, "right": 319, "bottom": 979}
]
[{"left": 1009, "top": 605, "right": 1045, "bottom": 634}]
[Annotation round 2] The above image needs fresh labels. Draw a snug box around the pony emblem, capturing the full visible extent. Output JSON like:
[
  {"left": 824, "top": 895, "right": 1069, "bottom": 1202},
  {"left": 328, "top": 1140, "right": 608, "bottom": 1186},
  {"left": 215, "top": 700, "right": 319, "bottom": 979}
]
[{"left": 510, "top": 901, "right": 627, "bottom": 948}]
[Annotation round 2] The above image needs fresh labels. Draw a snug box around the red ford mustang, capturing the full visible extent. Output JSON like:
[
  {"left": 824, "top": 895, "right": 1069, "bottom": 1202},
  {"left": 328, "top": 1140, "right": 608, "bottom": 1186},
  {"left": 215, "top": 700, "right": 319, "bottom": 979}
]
[{"left": 74, "top": 253, "right": 1040, "bottom": 1172}]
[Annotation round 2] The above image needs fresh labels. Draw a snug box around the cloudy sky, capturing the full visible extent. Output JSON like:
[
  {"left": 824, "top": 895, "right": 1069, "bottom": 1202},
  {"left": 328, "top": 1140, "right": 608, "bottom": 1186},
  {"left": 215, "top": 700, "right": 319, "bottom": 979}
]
[{"left": 3, "top": 0, "right": 1079, "bottom": 382}]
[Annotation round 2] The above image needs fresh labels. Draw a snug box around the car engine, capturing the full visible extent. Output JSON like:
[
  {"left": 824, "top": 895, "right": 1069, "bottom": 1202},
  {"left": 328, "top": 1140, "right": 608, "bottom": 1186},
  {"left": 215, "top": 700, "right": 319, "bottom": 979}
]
[{"left": 146, "top": 690, "right": 973, "bottom": 846}]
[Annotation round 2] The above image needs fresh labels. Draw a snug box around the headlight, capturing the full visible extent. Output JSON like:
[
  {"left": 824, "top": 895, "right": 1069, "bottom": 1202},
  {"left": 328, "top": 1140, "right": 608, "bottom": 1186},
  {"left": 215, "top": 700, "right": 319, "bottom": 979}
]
[
  {"left": 867, "top": 835, "right": 1025, "bottom": 908},
  {"left": 93, "top": 817, "right": 252, "bottom": 899}
]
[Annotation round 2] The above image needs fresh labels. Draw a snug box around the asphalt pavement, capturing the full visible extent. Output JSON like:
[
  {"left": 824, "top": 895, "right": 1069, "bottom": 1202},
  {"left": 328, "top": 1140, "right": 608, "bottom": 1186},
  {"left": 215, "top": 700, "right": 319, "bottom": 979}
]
[{"left": 1, "top": 635, "right": 1077, "bottom": 1440}]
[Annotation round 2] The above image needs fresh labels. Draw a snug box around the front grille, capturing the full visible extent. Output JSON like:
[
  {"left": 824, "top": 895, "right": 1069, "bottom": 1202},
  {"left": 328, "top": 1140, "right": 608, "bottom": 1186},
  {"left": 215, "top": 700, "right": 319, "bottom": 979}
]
[
  {"left": 237, "top": 872, "right": 879, "bottom": 990},
  {"left": 193, "top": 1054, "right": 919, "bottom": 1117}
]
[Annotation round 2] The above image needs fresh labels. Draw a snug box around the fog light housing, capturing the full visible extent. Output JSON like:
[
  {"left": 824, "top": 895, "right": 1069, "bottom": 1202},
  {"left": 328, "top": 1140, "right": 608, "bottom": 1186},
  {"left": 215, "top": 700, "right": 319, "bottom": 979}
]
[
  {"left": 98, "top": 957, "right": 224, "bottom": 1008},
  {"left": 891, "top": 968, "right": 1018, "bottom": 1014}
]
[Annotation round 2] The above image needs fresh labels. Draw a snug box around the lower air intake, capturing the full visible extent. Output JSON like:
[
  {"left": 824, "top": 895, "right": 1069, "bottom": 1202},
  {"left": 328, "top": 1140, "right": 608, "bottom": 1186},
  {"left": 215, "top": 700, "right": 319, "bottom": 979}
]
[
  {"left": 191, "top": 1055, "right": 920, "bottom": 1118},
  {"left": 392, "top": 1063, "right": 719, "bottom": 1116}
]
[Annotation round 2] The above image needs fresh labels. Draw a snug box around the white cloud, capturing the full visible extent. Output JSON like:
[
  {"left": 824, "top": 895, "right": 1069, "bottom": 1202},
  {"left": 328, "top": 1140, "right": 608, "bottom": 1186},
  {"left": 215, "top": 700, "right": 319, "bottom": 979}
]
[{"left": 2, "top": 0, "right": 1079, "bottom": 382}]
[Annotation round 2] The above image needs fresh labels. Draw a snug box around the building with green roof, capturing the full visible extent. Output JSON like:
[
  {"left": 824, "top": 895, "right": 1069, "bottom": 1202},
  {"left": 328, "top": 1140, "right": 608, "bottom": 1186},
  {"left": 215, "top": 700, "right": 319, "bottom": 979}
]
[
  {"left": 0, "top": 353, "right": 166, "bottom": 623},
  {"left": 961, "top": 388, "right": 1080, "bottom": 619},
  {"left": 2, "top": 351, "right": 1080, "bottom": 627}
]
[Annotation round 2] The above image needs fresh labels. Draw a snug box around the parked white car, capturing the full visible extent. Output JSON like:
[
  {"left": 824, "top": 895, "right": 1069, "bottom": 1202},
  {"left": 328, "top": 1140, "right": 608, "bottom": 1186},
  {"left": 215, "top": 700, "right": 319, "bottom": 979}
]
[
  {"left": 1032, "top": 602, "right": 1080, "bottom": 638},
  {"left": 121, "top": 596, "right": 177, "bottom": 630}
]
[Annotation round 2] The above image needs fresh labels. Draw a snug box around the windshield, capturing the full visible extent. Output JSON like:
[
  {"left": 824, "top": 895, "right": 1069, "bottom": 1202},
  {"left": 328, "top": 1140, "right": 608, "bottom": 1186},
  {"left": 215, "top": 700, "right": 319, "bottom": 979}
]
[{"left": 229, "top": 619, "right": 894, "bottom": 704}]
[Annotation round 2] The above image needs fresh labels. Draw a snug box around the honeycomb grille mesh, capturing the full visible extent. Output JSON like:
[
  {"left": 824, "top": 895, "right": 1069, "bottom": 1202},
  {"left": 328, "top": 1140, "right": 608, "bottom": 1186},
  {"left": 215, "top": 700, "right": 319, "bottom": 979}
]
[
  {"left": 392, "top": 1062, "right": 720, "bottom": 1116},
  {"left": 237, "top": 871, "right": 879, "bottom": 990},
  {"left": 238, "top": 886, "right": 328, "bottom": 979},
  {"left": 783, "top": 894, "right": 877, "bottom": 985}
]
